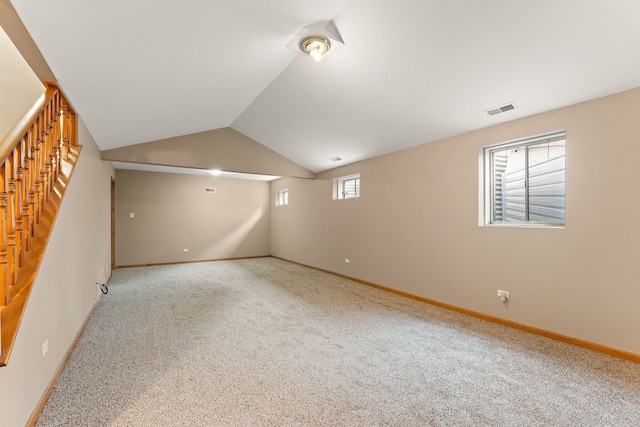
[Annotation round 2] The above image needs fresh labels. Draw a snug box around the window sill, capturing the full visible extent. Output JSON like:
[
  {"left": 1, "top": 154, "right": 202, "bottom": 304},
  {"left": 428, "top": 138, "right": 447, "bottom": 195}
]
[{"left": 481, "top": 222, "right": 564, "bottom": 229}]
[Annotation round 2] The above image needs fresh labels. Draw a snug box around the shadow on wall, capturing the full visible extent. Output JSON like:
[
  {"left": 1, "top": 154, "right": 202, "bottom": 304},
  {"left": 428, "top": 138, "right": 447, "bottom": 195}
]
[{"left": 206, "top": 206, "right": 266, "bottom": 257}]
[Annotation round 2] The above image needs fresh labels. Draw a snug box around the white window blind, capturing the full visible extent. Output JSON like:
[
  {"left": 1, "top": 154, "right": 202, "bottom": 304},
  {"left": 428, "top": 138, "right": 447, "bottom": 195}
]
[
  {"left": 333, "top": 174, "right": 360, "bottom": 200},
  {"left": 276, "top": 188, "right": 289, "bottom": 206},
  {"left": 482, "top": 131, "right": 565, "bottom": 226}
]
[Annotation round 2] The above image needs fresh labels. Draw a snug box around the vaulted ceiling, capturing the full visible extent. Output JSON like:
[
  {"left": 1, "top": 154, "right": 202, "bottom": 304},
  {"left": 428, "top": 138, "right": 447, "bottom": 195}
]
[{"left": 9, "top": 0, "right": 640, "bottom": 173}]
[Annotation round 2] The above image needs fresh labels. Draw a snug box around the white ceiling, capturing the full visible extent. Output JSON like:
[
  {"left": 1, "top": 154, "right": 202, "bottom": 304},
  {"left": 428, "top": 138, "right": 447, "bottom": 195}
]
[{"left": 10, "top": 0, "right": 640, "bottom": 173}]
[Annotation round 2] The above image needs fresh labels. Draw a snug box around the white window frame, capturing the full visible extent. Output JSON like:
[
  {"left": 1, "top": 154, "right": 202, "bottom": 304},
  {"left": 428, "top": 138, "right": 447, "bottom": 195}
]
[
  {"left": 480, "top": 130, "right": 566, "bottom": 227},
  {"left": 333, "top": 173, "right": 360, "bottom": 200},
  {"left": 276, "top": 188, "right": 289, "bottom": 206}
]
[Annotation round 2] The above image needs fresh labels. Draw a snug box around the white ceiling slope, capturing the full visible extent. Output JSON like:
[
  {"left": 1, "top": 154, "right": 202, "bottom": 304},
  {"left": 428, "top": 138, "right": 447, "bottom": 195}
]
[{"left": 10, "top": 0, "right": 640, "bottom": 173}]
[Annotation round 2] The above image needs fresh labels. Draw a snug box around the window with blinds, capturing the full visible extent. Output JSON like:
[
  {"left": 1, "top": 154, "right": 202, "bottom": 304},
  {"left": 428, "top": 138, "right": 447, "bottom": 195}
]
[
  {"left": 276, "top": 188, "right": 289, "bottom": 206},
  {"left": 333, "top": 174, "right": 360, "bottom": 200},
  {"left": 482, "top": 131, "right": 565, "bottom": 226}
]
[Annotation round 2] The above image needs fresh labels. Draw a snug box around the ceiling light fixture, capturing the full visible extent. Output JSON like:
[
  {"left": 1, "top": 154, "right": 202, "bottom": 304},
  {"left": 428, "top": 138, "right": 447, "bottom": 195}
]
[
  {"left": 208, "top": 169, "right": 222, "bottom": 176},
  {"left": 286, "top": 22, "right": 344, "bottom": 61},
  {"left": 301, "top": 36, "right": 331, "bottom": 61}
]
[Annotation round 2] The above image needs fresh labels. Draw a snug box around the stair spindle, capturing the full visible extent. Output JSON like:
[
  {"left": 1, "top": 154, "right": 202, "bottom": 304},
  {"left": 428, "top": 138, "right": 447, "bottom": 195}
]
[{"left": 1, "top": 82, "right": 82, "bottom": 365}]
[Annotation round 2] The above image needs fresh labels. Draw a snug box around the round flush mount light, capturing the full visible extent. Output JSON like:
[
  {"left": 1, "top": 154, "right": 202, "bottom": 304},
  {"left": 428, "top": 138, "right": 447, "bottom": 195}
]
[{"left": 300, "top": 36, "right": 331, "bottom": 61}]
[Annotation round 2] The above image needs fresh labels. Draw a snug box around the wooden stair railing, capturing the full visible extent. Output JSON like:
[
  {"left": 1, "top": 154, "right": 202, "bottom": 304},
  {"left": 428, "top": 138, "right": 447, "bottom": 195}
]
[{"left": 0, "top": 81, "right": 82, "bottom": 366}]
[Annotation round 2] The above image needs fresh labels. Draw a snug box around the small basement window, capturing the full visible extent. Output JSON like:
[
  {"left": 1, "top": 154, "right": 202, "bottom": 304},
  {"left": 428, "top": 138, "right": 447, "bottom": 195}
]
[
  {"left": 333, "top": 174, "right": 360, "bottom": 200},
  {"left": 481, "top": 131, "right": 565, "bottom": 226},
  {"left": 276, "top": 188, "right": 289, "bottom": 206}
]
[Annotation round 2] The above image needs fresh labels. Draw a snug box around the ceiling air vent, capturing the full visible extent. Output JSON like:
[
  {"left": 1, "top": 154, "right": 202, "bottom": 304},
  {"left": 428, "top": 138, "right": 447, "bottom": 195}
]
[
  {"left": 486, "top": 102, "right": 517, "bottom": 116},
  {"left": 204, "top": 187, "right": 216, "bottom": 193}
]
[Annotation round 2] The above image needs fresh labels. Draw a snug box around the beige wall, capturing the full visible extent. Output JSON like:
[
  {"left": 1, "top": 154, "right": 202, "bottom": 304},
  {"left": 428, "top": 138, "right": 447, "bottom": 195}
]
[
  {"left": 0, "top": 118, "right": 115, "bottom": 427},
  {"left": 0, "top": 0, "right": 56, "bottom": 83},
  {"left": 102, "top": 127, "right": 315, "bottom": 179},
  {"left": 115, "top": 170, "right": 271, "bottom": 266},
  {"left": 271, "top": 88, "right": 640, "bottom": 355},
  {"left": 0, "top": 24, "right": 44, "bottom": 141}
]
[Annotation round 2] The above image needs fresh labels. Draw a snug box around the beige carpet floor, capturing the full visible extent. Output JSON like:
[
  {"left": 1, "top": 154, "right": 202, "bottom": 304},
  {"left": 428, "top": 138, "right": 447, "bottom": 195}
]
[{"left": 36, "top": 258, "right": 640, "bottom": 426}]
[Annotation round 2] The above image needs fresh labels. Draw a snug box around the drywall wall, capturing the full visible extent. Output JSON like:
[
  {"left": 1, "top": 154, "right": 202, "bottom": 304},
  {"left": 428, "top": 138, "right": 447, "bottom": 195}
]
[
  {"left": 0, "top": 118, "right": 114, "bottom": 427},
  {"left": 115, "top": 169, "right": 271, "bottom": 266},
  {"left": 0, "top": 24, "right": 44, "bottom": 141},
  {"left": 0, "top": 0, "right": 55, "bottom": 82},
  {"left": 271, "top": 87, "right": 640, "bottom": 355},
  {"left": 102, "top": 127, "right": 315, "bottom": 179}
]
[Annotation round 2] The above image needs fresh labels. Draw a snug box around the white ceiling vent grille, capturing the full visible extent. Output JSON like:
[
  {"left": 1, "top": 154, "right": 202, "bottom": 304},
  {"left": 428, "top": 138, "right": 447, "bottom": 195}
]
[
  {"left": 204, "top": 187, "right": 216, "bottom": 193},
  {"left": 486, "top": 102, "right": 517, "bottom": 116}
]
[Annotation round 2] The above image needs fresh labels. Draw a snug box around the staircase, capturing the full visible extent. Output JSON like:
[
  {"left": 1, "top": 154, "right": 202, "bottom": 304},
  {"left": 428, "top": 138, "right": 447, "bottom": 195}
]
[{"left": 0, "top": 81, "right": 81, "bottom": 366}]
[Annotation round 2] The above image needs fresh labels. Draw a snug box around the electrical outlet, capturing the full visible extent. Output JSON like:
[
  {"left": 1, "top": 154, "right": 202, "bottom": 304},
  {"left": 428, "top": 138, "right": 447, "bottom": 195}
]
[
  {"left": 129, "top": 212, "right": 134, "bottom": 219},
  {"left": 345, "top": 258, "right": 350, "bottom": 264},
  {"left": 42, "top": 340, "right": 49, "bottom": 357},
  {"left": 183, "top": 248, "right": 189, "bottom": 253},
  {"left": 497, "top": 290, "right": 509, "bottom": 302}
]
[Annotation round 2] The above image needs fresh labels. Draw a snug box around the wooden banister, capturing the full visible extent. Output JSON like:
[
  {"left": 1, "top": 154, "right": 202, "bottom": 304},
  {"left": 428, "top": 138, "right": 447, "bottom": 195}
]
[
  {"left": 0, "top": 85, "right": 58, "bottom": 164},
  {"left": 0, "top": 81, "right": 81, "bottom": 366}
]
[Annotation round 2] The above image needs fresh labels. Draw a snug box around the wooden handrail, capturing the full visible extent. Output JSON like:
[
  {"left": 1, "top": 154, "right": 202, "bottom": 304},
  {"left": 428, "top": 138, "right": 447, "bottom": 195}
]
[
  {"left": 0, "top": 81, "right": 81, "bottom": 366},
  {"left": 0, "top": 84, "right": 58, "bottom": 164}
]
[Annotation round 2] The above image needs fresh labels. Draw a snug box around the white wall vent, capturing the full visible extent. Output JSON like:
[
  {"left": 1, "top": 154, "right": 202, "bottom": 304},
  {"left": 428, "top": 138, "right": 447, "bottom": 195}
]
[
  {"left": 486, "top": 102, "right": 517, "bottom": 116},
  {"left": 204, "top": 187, "right": 216, "bottom": 193}
]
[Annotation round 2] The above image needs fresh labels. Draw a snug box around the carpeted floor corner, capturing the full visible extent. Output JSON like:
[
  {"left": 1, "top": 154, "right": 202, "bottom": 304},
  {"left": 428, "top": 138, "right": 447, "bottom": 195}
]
[{"left": 36, "top": 258, "right": 640, "bottom": 426}]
